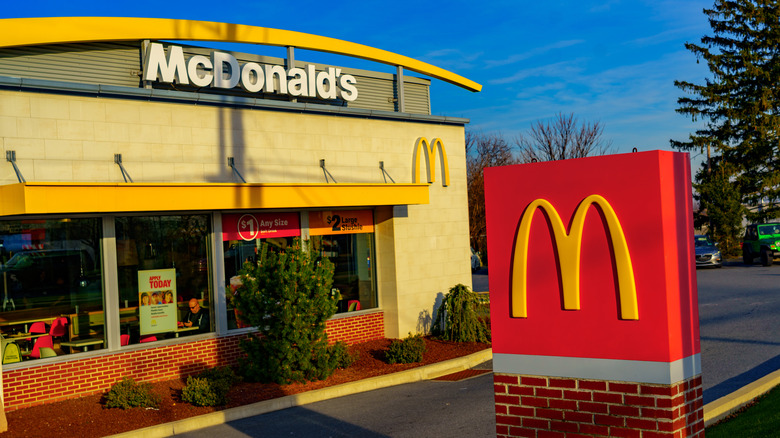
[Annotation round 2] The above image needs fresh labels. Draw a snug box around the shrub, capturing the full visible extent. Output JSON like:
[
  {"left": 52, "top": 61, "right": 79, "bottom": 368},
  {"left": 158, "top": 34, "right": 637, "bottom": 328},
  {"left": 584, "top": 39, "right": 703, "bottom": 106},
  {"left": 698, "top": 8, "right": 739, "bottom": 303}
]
[
  {"left": 105, "top": 377, "right": 161, "bottom": 409},
  {"left": 233, "top": 239, "right": 339, "bottom": 384},
  {"left": 329, "top": 341, "right": 359, "bottom": 369},
  {"left": 182, "top": 366, "right": 241, "bottom": 407},
  {"left": 386, "top": 333, "right": 427, "bottom": 364},
  {"left": 432, "top": 284, "right": 490, "bottom": 343}
]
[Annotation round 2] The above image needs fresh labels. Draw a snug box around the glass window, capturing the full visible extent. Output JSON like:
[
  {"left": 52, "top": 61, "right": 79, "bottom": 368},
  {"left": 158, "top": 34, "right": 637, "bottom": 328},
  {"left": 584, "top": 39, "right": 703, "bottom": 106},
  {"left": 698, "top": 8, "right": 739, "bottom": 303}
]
[
  {"left": 115, "top": 214, "right": 212, "bottom": 344},
  {"left": 309, "top": 210, "right": 377, "bottom": 314},
  {"left": 0, "top": 218, "right": 104, "bottom": 361},
  {"left": 222, "top": 212, "right": 300, "bottom": 329}
]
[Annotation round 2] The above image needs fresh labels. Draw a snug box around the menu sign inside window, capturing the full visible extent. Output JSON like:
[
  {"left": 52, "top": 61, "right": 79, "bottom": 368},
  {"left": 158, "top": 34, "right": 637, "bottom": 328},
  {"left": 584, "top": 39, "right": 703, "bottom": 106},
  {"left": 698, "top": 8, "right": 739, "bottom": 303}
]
[
  {"left": 222, "top": 212, "right": 301, "bottom": 241},
  {"left": 309, "top": 210, "right": 374, "bottom": 235}
]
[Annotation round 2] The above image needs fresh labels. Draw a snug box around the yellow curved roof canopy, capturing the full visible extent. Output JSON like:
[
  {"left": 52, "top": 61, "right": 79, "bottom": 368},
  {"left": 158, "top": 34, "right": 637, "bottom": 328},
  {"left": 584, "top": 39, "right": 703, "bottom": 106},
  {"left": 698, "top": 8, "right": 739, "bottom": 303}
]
[{"left": 0, "top": 17, "right": 481, "bottom": 92}]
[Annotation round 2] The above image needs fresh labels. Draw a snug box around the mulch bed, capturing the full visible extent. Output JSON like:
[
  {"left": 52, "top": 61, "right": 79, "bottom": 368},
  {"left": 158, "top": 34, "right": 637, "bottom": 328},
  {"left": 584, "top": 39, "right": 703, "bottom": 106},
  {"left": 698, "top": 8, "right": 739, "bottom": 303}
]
[{"left": 2, "top": 337, "right": 490, "bottom": 438}]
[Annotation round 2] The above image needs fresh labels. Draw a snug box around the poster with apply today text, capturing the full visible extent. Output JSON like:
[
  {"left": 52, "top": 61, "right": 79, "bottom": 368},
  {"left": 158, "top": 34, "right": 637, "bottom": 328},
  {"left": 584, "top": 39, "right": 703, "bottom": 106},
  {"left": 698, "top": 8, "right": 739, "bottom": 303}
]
[{"left": 138, "top": 268, "right": 177, "bottom": 335}]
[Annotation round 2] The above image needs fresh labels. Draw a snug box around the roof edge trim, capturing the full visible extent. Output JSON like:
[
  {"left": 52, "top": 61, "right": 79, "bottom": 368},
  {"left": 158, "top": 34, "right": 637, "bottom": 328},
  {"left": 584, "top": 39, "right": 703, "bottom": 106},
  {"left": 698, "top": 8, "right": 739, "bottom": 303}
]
[{"left": 0, "top": 17, "right": 481, "bottom": 92}]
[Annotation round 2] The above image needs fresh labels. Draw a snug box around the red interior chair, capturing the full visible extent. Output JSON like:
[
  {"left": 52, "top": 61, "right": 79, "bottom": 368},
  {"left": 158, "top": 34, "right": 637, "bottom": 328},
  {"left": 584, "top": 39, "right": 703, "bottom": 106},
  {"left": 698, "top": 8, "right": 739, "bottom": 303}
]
[
  {"left": 120, "top": 334, "right": 130, "bottom": 346},
  {"left": 30, "top": 335, "right": 53, "bottom": 359},
  {"left": 139, "top": 335, "right": 157, "bottom": 343},
  {"left": 28, "top": 321, "right": 47, "bottom": 338},
  {"left": 347, "top": 300, "right": 362, "bottom": 311},
  {"left": 49, "top": 317, "right": 68, "bottom": 339}
]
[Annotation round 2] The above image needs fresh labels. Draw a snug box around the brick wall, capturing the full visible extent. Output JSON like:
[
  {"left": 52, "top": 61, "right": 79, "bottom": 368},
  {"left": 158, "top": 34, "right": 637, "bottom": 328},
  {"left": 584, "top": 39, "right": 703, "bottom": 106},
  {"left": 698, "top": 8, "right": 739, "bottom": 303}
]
[
  {"left": 494, "top": 373, "right": 704, "bottom": 438},
  {"left": 2, "top": 311, "right": 384, "bottom": 411},
  {"left": 325, "top": 311, "right": 384, "bottom": 345}
]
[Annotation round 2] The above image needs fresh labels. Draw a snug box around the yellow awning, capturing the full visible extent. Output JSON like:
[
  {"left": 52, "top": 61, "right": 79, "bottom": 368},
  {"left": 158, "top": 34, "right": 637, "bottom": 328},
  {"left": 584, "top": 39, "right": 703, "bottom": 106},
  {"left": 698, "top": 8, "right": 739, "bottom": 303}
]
[{"left": 0, "top": 182, "right": 429, "bottom": 216}]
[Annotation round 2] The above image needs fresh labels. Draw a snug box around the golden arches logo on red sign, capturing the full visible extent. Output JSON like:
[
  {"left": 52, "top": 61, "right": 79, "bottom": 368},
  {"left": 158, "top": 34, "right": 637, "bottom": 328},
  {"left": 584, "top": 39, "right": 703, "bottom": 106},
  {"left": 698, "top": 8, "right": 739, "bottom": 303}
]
[{"left": 511, "top": 194, "right": 639, "bottom": 320}]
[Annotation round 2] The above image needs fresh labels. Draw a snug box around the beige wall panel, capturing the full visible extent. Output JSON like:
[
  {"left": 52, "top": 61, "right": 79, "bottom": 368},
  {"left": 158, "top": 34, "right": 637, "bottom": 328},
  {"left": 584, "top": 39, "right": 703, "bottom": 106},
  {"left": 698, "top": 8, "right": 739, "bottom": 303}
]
[
  {"left": 118, "top": 142, "right": 153, "bottom": 162},
  {"left": 94, "top": 121, "right": 131, "bottom": 143},
  {"left": 33, "top": 159, "right": 73, "bottom": 180},
  {"left": 72, "top": 160, "right": 111, "bottom": 181},
  {"left": 105, "top": 101, "right": 141, "bottom": 124},
  {"left": 141, "top": 162, "right": 176, "bottom": 182},
  {"left": 190, "top": 127, "right": 221, "bottom": 147},
  {"left": 0, "top": 92, "right": 30, "bottom": 118},
  {"left": 134, "top": 124, "right": 163, "bottom": 144},
  {"left": 173, "top": 162, "right": 205, "bottom": 181},
  {"left": 159, "top": 126, "right": 193, "bottom": 145},
  {"left": 44, "top": 139, "right": 83, "bottom": 160},
  {"left": 16, "top": 117, "right": 58, "bottom": 139},
  {"left": 69, "top": 100, "right": 107, "bottom": 122},
  {"left": 0, "top": 115, "right": 17, "bottom": 138},
  {"left": 3, "top": 137, "right": 44, "bottom": 158},
  {"left": 57, "top": 119, "right": 95, "bottom": 141},
  {"left": 30, "top": 96, "right": 70, "bottom": 120},
  {"left": 139, "top": 106, "right": 173, "bottom": 126},
  {"left": 150, "top": 143, "right": 183, "bottom": 163},
  {"left": 182, "top": 144, "right": 217, "bottom": 164}
]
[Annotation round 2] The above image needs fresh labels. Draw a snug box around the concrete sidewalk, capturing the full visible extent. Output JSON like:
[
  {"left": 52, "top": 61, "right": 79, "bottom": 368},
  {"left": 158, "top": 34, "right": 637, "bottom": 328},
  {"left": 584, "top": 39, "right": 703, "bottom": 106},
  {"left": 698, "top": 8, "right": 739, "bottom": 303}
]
[{"left": 110, "top": 348, "right": 779, "bottom": 437}]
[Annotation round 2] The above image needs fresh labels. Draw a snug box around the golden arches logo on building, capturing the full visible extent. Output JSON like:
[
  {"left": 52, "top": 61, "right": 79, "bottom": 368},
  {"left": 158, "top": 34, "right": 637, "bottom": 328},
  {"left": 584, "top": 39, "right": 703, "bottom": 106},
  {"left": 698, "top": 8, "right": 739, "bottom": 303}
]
[
  {"left": 413, "top": 137, "right": 449, "bottom": 187},
  {"left": 511, "top": 194, "right": 639, "bottom": 320}
]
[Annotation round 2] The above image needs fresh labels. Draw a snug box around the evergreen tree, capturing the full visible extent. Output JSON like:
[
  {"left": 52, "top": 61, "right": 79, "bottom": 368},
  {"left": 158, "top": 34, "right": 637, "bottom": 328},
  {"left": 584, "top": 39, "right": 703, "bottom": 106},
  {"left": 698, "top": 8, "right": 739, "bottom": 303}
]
[
  {"left": 694, "top": 159, "right": 745, "bottom": 255},
  {"left": 673, "top": 0, "right": 780, "bottom": 232},
  {"left": 232, "top": 239, "right": 338, "bottom": 384}
]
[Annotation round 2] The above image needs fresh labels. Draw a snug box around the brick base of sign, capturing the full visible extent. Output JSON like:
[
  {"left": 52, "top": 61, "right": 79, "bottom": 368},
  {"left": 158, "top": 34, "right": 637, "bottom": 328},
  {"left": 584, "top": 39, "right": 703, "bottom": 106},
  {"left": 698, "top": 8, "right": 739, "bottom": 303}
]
[
  {"left": 2, "top": 311, "right": 384, "bottom": 411},
  {"left": 494, "top": 373, "right": 703, "bottom": 438}
]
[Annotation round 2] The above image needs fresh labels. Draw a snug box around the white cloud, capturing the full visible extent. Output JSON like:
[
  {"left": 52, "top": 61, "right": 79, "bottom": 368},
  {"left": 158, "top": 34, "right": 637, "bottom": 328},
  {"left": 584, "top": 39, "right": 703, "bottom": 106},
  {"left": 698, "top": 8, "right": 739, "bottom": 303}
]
[{"left": 483, "top": 40, "right": 585, "bottom": 68}]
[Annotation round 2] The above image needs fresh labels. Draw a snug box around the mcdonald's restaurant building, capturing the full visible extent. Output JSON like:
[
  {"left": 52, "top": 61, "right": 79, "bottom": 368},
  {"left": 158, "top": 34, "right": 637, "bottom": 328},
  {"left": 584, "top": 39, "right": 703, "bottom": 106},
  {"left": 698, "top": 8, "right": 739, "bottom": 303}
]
[{"left": 0, "top": 17, "right": 480, "bottom": 410}]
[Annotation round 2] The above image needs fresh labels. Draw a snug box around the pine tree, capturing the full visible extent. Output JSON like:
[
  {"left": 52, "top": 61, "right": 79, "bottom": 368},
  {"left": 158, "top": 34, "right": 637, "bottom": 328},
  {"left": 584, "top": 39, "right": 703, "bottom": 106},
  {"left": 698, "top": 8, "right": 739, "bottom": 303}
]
[
  {"left": 232, "top": 239, "right": 338, "bottom": 384},
  {"left": 673, "top": 1, "right": 780, "bottom": 232}
]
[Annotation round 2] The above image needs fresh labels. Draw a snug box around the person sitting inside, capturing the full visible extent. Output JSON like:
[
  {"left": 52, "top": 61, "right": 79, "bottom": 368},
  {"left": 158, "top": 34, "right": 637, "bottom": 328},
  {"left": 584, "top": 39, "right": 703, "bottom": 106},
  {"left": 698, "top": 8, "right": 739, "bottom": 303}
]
[{"left": 180, "top": 298, "right": 209, "bottom": 334}]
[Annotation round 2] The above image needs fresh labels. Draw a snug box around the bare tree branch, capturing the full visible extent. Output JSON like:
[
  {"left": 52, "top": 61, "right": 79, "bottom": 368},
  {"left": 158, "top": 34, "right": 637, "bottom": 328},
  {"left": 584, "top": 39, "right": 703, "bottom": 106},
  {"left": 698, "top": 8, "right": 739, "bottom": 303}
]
[
  {"left": 466, "top": 132, "right": 516, "bottom": 264},
  {"left": 515, "top": 113, "right": 614, "bottom": 162}
]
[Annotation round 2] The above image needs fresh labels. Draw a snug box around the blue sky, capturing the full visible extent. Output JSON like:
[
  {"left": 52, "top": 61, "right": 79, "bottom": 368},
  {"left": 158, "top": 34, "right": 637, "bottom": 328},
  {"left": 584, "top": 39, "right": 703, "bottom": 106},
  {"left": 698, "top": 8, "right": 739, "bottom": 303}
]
[{"left": 3, "top": 1, "right": 713, "bottom": 162}]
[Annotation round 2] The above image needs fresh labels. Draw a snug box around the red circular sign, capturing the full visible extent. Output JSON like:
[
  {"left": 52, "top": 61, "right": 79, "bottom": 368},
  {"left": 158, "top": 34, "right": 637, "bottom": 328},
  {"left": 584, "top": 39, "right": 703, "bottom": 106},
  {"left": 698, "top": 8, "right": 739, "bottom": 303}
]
[{"left": 237, "top": 214, "right": 260, "bottom": 241}]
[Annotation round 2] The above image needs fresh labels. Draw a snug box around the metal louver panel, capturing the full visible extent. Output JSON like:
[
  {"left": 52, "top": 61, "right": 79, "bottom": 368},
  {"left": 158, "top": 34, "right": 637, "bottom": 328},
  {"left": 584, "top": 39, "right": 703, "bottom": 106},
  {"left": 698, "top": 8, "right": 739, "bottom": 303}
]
[
  {"left": 403, "top": 82, "right": 430, "bottom": 115},
  {"left": 0, "top": 41, "right": 433, "bottom": 114},
  {"left": 0, "top": 42, "right": 142, "bottom": 87}
]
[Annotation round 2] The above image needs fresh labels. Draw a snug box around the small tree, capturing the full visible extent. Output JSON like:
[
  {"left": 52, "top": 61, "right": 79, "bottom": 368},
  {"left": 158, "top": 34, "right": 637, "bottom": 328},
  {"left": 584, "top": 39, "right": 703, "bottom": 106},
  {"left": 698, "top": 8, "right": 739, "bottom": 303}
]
[
  {"left": 695, "top": 160, "right": 744, "bottom": 256},
  {"left": 232, "top": 239, "right": 339, "bottom": 384},
  {"left": 432, "top": 284, "right": 489, "bottom": 343}
]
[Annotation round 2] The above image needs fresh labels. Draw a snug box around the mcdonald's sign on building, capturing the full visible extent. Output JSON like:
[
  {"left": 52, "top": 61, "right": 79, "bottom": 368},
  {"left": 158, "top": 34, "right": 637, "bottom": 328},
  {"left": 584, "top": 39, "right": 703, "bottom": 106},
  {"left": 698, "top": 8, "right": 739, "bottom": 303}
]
[{"left": 485, "top": 151, "right": 703, "bottom": 437}]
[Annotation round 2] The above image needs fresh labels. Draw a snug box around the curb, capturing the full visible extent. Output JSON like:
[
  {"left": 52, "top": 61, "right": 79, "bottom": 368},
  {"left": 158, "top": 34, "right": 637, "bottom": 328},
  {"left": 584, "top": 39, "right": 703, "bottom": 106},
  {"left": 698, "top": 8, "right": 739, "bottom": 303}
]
[
  {"left": 108, "top": 347, "right": 778, "bottom": 436},
  {"left": 702, "top": 367, "right": 780, "bottom": 427},
  {"left": 109, "top": 348, "right": 493, "bottom": 438}
]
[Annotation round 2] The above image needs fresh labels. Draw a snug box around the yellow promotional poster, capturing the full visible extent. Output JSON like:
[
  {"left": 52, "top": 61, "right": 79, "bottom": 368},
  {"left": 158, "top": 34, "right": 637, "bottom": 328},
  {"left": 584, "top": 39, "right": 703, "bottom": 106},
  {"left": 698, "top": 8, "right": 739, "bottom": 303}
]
[
  {"left": 138, "top": 269, "right": 177, "bottom": 335},
  {"left": 309, "top": 210, "right": 374, "bottom": 235}
]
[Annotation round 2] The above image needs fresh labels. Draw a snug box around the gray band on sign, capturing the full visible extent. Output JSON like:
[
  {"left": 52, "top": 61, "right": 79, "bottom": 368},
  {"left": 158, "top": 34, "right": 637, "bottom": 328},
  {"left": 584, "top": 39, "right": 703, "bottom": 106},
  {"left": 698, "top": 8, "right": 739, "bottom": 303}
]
[{"left": 493, "top": 353, "right": 701, "bottom": 384}]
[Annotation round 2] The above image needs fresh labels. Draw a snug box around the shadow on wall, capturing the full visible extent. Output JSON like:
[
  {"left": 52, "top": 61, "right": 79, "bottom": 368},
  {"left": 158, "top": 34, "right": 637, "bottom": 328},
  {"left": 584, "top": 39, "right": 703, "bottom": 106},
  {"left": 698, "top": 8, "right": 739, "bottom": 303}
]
[{"left": 417, "top": 292, "right": 444, "bottom": 334}]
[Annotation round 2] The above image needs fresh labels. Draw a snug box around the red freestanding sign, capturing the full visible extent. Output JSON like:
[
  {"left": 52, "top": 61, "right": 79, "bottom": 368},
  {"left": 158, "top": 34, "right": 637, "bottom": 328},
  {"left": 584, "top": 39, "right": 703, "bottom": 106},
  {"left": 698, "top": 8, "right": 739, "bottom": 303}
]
[
  {"left": 485, "top": 150, "right": 700, "bottom": 382},
  {"left": 486, "top": 151, "right": 704, "bottom": 437}
]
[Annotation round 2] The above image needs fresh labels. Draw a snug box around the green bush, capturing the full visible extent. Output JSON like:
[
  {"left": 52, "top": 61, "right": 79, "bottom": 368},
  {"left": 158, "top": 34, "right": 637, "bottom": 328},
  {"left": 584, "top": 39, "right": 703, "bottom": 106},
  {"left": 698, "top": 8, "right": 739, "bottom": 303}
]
[
  {"left": 233, "top": 239, "right": 339, "bottom": 384},
  {"left": 386, "top": 333, "right": 427, "bottom": 364},
  {"left": 182, "top": 366, "right": 241, "bottom": 407},
  {"left": 329, "top": 341, "right": 359, "bottom": 369},
  {"left": 432, "top": 284, "right": 490, "bottom": 343},
  {"left": 105, "top": 377, "right": 161, "bottom": 409}
]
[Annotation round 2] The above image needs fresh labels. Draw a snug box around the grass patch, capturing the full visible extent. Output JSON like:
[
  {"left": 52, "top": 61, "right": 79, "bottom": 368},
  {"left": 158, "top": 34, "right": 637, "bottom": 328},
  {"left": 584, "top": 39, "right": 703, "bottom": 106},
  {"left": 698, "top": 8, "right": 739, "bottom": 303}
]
[{"left": 706, "top": 384, "right": 780, "bottom": 437}]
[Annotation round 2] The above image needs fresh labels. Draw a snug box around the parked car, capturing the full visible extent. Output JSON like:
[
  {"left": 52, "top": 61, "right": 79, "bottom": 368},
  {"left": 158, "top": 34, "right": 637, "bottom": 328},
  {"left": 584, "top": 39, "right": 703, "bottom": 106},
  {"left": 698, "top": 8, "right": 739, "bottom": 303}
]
[
  {"left": 742, "top": 223, "right": 780, "bottom": 266},
  {"left": 694, "top": 235, "right": 722, "bottom": 268},
  {"left": 470, "top": 248, "right": 481, "bottom": 272}
]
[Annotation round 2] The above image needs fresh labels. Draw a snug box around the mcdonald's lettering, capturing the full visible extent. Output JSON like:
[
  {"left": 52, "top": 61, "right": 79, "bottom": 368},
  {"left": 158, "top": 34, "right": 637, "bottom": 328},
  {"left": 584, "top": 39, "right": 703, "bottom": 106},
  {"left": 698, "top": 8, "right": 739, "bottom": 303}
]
[
  {"left": 412, "top": 137, "right": 449, "bottom": 186},
  {"left": 511, "top": 194, "right": 639, "bottom": 320}
]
